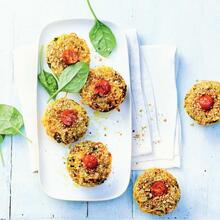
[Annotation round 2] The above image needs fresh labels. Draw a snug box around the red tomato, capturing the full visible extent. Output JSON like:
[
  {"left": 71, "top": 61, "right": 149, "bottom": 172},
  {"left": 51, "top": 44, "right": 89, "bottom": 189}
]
[
  {"left": 82, "top": 154, "right": 98, "bottom": 169},
  {"left": 197, "top": 94, "right": 214, "bottom": 111},
  {"left": 150, "top": 181, "right": 168, "bottom": 197},
  {"left": 60, "top": 109, "right": 77, "bottom": 126},
  {"left": 62, "top": 49, "right": 79, "bottom": 65},
  {"left": 94, "top": 79, "right": 111, "bottom": 96}
]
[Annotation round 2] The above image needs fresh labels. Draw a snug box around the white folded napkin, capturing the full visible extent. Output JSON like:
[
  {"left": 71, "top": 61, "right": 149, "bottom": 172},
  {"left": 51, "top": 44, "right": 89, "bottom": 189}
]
[
  {"left": 126, "top": 29, "right": 181, "bottom": 170},
  {"left": 126, "top": 29, "right": 152, "bottom": 157},
  {"left": 13, "top": 45, "right": 39, "bottom": 173},
  {"left": 13, "top": 29, "right": 181, "bottom": 172}
]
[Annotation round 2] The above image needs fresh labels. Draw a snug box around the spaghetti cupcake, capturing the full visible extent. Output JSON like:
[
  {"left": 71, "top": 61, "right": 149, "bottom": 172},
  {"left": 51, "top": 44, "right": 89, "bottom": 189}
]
[
  {"left": 46, "top": 33, "right": 90, "bottom": 75},
  {"left": 184, "top": 80, "right": 220, "bottom": 125},
  {"left": 133, "top": 168, "right": 181, "bottom": 216},
  {"left": 42, "top": 98, "right": 89, "bottom": 144},
  {"left": 80, "top": 66, "right": 127, "bottom": 112},
  {"left": 67, "top": 141, "right": 112, "bottom": 187}
]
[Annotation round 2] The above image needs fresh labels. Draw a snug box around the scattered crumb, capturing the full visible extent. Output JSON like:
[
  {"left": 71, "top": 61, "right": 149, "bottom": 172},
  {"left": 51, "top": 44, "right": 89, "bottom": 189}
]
[
  {"left": 190, "top": 123, "right": 195, "bottom": 126},
  {"left": 153, "top": 139, "right": 161, "bottom": 144},
  {"left": 141, "top": 125, "right": 147, "bottom": 130},
  {"left": 134, "top": 134, "right": 140, "bottom": 139},
  {"left": 104, "top": 133, "right": 107, "bottom": 137},
  {"left": 163, "top": 118, "right": 167, "bottom": 122}
]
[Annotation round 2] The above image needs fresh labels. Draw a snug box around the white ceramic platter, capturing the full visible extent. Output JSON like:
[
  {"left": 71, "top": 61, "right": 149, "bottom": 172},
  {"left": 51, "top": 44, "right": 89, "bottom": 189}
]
[{"left": 37, "top": 19, "right": 131, "bottom": 201}]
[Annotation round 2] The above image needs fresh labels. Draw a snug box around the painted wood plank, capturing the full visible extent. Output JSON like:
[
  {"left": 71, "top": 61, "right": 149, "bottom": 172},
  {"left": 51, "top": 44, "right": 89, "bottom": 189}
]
[
  {"left": 0, "top": 52, "right": 14, "bottom": 219},
  {"left": 0, "top": 0, "right": 14, "bottom": 218},
  {"left": 10, "top": 136, "right": 87, "bottom": 219},
  {"left": 88, "top": 177, "right": 133, "bottom": 219}
]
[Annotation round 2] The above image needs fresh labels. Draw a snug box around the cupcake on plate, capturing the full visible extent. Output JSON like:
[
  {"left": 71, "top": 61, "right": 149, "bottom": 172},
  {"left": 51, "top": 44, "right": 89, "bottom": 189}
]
[
  {"left": 67, "top": 141, "right": 112, "bottom": 187},
  {"left": 184, "top": 80, "right": 220, "bottom": 125},
  {"left": 46, "top": 33, "right": 90, "bottom": 76},
  {"left": 80, "top": 66, "right": 127, "bottom": 112},
  {"left": 42, "top": 97, "right": 89, "bottom": 144},
  {"left": 133, "top": 168, "right": 181, "bottom": 216}
]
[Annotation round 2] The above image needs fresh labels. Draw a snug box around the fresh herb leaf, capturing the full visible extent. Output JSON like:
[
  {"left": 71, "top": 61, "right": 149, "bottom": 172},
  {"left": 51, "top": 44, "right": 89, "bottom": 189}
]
[
  {"left": 86, "top": 0, "right": 117, "bottom": 57},
  {"left": 48, "top": 62, "right": 89, "bottom": 101},
  {"left": 38, "top": 45, "right": 58, "bottom": 98},
  {"left": 0, "top": 135, "right": 4, "bottom": 166},
  {"left": 89, "top": 20, "right": 117, "bottom": 57},
  {"left": 0, "top": 105, "right": 24, "bottom": 135},
  {"left": 38, "top": 70, "right": 58, "bottom": 97},
  {"left": 0, "top": 104, "right": 31, "bottom": 142},
  {"left": 62, "top": 62, "right": 89, "bottom": 93}
]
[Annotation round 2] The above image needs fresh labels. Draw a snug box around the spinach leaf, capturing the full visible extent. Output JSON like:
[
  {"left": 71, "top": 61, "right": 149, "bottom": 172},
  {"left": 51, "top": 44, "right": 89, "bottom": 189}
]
[
  {"left": 48, "top": 62, "right": 89, "bottom": 101},
  {"left": 89, "top": 20, "right": 116, "bottom": 57},
  {"left": 62, "top": 62, "right": 89, "bottom": 93},
  {"left": 38, "top": 45, "right": 58, "bottom": 98},
  {"left": 0, "top": 104, "right": 31, "bottom": 142},
  {"left": 38, "top": 70, "right": 58, "bottom": 97},
  {"left": 0, "top": 135, "right": 4, "bottom": 166},
  {"left": 86, "top": 0, "right": 117, "bottom": 57},
  {"left": 0, "top": 104, "right": 24, "bottom": 135},
  {"left": 0, "top": 105, "right": 32, "bottom": 165}
]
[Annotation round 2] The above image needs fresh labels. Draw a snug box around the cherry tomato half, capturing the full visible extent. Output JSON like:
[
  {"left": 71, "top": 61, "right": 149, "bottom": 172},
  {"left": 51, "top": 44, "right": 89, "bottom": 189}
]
[
  {"left": 82, "top": 154, "right": 98, "bottom": 170},
  {"left": 197, "top": 94, "right": 214, "bottom": 111},
  {"left": 62, "top": 49, "right": 79, "bottom": 65},
  {"left": 150, "top": 180, "right": 168, "bottom": 197},
  {"left": 94, "top": 79, "right": 111, "bottom": 96},
  {"left": 60, "top": 109, "right": 77, "bottom": 126}
]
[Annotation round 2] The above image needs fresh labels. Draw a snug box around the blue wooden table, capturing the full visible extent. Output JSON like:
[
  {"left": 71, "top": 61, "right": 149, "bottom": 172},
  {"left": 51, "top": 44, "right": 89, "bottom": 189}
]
[{"left": 1, "top": 0, "right": 220, "bottom": 219}]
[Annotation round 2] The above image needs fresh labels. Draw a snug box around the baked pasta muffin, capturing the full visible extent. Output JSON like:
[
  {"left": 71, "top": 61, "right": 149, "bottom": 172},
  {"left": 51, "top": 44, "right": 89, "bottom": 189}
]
[
  {"left": 80, "top": 66, "right": 127, "bottom": 112},
  {"left": 184, "top": 80, "right": 220, "bottom": 125},
  {"left": 133, "top": 168, "right": 181, "bottom": 216},
  {"left": 46, "top": 33, "right": 90, "bottom": 75},
  {"left": 42, "top": 98, "right": 89, "bottom": 144},
  {"left": 67, "top": 141, "right": 112, "bottom": 187}
]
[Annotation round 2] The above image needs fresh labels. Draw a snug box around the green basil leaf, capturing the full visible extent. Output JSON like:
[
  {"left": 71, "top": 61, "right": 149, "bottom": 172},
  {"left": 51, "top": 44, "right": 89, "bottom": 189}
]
[
  {"left": 62, "top": 62, "right": 89, "bottom": 93},
  {"left": 48, "top": 62, "right": 89, "bottom": 101},
  {"left": 89, "top": 20, "right": 116, "bottom": 57},
  {"left": 0, "top": 104, "right": 24, "bottom": 135},
  {"left": 38, "top": 70, "right": 58, "bottom": 97}
]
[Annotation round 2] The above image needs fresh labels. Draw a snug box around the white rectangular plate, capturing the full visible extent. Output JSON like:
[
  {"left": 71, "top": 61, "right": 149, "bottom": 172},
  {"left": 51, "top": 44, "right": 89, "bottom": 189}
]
[{"left": 37, "top": 19, "right": 131, "bottom": 201}]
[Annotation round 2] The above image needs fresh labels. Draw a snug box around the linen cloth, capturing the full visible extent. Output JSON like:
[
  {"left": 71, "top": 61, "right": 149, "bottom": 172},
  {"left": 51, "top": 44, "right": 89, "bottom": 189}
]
[{"left": 126, "top": 29, "right": 181, "bottom": 170}]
